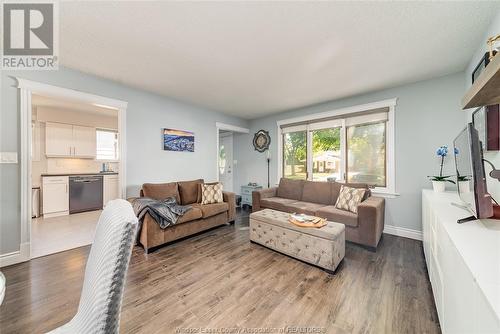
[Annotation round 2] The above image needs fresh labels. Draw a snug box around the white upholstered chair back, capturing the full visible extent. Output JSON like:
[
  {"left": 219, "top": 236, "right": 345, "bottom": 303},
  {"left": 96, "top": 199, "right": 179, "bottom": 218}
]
[{"left": 47, "top": 199, "right": 138, "bottom": 334}]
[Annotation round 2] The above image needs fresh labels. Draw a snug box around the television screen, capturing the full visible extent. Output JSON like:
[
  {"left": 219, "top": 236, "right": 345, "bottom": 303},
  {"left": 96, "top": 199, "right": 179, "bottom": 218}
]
[
  {"left": 454, "top": 127, "right": 476, "bottom": 214},
  {"left": 453, "top": 123, "right": 493, "bottom": 219}
]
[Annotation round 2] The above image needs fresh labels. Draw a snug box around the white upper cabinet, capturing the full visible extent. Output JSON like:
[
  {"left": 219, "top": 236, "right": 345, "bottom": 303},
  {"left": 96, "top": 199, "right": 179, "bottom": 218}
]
[
  {"left": 46, "top": 122, "right": 73, "bottom": 157},
  {"left": 45, "top": 122, "right": 96, "bottom": 158},
  {"left": 73, "top": 125, "right": 97, "bottom": 158}
]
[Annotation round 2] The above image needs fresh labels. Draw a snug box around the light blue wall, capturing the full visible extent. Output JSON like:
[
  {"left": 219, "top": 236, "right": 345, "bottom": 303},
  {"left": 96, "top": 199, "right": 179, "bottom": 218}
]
[
  {"left": 234, "top": 72, "right": 466, "bottom": 232},
  {"left": 0, "top": 67, "right": 248, "bottom": 254}
]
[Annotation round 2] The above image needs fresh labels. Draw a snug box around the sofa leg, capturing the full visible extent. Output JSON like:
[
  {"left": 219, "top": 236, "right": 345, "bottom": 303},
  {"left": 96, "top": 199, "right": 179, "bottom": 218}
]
[{"left": 324, "top": 268, "right": 336, "bottom": 275}]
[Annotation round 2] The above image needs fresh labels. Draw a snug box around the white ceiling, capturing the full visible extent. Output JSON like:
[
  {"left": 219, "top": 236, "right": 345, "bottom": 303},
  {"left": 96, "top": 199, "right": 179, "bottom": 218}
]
[
  {"left": 32, "top": 94, "right": 119, "bottom": 117},
  {"left": 60, "top": 1, "right": 500, "bottom": 119}
]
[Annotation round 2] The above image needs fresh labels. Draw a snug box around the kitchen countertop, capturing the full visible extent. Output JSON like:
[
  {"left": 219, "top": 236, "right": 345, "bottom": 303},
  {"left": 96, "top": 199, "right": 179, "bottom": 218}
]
[{"left": 41, "top": 172, "right": 119, "bottom": 177}]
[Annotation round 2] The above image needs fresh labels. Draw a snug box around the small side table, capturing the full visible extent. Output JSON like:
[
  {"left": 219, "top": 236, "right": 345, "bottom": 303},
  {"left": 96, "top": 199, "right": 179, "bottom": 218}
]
[{"left": 241, "top": 185, "right": 263, "bottom": 208}]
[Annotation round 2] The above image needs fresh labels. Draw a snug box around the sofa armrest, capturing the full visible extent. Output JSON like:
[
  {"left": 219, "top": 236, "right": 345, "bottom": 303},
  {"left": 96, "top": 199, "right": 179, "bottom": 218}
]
[
  {"left": 252, "top": 187, "right": 278, "bottom": 212},
  {"left": 357, "top": 196, "right": 385, "bottom": 248},
  {"left": 127, "top": 197, "right": 139, "bottom": 204},
  {"left": 223, "top": 191, "right": 236, "bottom": 222}
]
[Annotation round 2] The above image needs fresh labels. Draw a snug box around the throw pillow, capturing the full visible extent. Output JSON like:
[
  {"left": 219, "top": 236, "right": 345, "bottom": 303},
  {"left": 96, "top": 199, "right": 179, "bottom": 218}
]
[
  {"left": 201, "top": 183, "right": 224, "bottom": 205},
  {"left": 335, "top": 185, "right": 366, "bottom": 213}
]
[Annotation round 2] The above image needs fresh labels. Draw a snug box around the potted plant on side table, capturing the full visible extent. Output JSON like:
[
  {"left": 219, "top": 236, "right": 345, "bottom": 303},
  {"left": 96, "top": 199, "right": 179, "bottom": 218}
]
[{"left": 428, "top": 145, "right": 455, "bottom": 192}]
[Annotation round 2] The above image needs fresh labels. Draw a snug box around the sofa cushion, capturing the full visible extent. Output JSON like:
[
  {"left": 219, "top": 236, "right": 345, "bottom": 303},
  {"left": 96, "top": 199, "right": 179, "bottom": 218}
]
[
  {"left": 260, "top": 197, "right": 298, "bottom": 212},
  {"left": 277, "top": 178, "right": 304, "bottom": 200},
  {"left": 199, "top": 202, "right": 229, "bottom": 218},
  {"left": 301, "top": 181, "right": 333, "bottom": 205},
  {"left": 177, "top": 207, "right": 203, "bottom": 224},
  {"left": 315, "top": 206, "right": 359, "bottom": 227},
  {"left": 201, "top": 183, "right": 224, "bottom": 204},
  {"left": 284, "top": 201, "right": 327, "bottom": 215},
  {"left": 335, "top": 185, "right": 366, "bottom": 213},
  {"left": 178, "top": 179, "right": 204, "bottom": 205},
  {"left": 331, "top": 182, "right": 370, "bottom": 204},
  {"left": 142, "top": 182, "right": 180, "bottom": 203}
]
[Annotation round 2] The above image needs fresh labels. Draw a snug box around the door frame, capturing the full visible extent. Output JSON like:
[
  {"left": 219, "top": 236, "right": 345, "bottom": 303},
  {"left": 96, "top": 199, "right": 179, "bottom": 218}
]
[
  {"left": 215, "top": 122, "right": 249, "bottom": 188},
  {"left": 13, "top": 78, "right": 128, "bottom": 265},
  {"left": 218, "top": 131, "right": 234, "bottom": 192}
]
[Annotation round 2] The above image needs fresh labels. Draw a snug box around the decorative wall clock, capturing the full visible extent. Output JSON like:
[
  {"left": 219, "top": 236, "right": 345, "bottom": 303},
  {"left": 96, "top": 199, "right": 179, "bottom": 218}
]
[{"left": 253, "top": 130, "right": 271, "bottom": 152}]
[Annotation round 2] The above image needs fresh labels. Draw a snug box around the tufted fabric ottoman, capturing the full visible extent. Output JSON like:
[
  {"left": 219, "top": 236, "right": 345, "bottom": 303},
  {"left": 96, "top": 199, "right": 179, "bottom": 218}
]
[{"left": 250, "top": 209, "right": 345, "bottom": 274}]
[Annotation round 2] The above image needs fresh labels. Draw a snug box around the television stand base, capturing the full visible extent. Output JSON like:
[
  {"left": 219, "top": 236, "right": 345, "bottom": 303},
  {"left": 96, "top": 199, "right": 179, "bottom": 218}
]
[{"left": 457, "top": 216, "right": 477, "bottom": 224}]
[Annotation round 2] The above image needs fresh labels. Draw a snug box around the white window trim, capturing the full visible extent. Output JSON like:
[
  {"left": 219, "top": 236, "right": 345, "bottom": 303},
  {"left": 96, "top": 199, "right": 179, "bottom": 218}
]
[{"left": 276, "top": 98, "right": 399, "bottom": 197}]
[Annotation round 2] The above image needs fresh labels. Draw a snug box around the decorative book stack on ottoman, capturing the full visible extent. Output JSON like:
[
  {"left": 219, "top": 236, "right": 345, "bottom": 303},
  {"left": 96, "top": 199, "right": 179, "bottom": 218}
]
[{"left": 249, "top": 209, "right": 345, "bottom": 274}]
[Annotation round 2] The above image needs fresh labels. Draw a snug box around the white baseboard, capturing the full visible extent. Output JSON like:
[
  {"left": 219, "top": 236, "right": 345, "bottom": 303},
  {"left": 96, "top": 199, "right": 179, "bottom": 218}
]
[
  {"left": 0, "top": 242, "right": 30, "bottom": 268},
  {"left": 384, "top": 225, "right": 422, "bottom": 241}
]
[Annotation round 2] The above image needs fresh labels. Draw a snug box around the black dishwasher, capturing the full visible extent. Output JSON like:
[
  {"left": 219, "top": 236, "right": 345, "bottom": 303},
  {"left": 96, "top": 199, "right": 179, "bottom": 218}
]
[{"left": 69, "top": 175, "right": 103, "bottom": 214}]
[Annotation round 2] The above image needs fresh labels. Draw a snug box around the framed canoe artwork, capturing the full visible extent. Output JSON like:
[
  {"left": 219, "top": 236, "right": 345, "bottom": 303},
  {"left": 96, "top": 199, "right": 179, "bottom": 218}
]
[{"left": 162, "top": 128, "right": 194, "bottom": 152}]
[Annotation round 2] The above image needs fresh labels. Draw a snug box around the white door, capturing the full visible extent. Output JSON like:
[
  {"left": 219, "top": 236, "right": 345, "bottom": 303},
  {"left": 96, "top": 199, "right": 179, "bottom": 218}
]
[
  {"left": 45, "top": 122, "right": 73, "bottom": 157},
  {"left": 219, "top": 133, "right": 233, "bottom": 192},
  {"left": 73, "top": 125, "right": 96, "bottom": 158}
]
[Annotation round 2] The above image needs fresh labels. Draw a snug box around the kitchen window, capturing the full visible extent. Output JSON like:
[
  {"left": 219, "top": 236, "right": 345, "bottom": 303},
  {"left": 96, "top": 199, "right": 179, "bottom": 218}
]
[
  {"left": 96, "top": 129, "right": 119, "bottom": 161},
  {"left": 278, "top": 99, "right": 396, "bottom": 196}
]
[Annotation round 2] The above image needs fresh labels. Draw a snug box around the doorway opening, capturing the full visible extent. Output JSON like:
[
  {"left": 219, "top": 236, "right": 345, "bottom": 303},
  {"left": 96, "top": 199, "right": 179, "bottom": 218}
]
[
  {"left": 30, "top": 94, "right": 122, "bottom": 258},
  {"left": 14, "top": 78, "right": 127, "bottom": 265},
  {"left": 216, "top": 122, "right": 249, "bottom": 194}
]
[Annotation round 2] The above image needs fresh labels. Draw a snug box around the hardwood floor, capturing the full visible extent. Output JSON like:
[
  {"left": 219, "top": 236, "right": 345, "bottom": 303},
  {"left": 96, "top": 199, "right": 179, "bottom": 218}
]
[{"left": 0, "top": 209, "right": 440, "bottom": 334}]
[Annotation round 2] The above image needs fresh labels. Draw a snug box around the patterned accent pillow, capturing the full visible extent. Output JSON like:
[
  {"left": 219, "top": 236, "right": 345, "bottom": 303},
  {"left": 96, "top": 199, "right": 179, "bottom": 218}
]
[
  {"left": 201, "top": 183, "right": 224, "bottom": 204},
  {"left": 335, "top": 185, "right": 366, "bottom": 213}
]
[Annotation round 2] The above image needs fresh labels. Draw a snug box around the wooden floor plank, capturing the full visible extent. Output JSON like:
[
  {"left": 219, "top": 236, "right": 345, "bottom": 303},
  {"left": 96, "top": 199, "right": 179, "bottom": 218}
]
[{"left": 0, "top": 209, "right": 441, "bottom": 334}]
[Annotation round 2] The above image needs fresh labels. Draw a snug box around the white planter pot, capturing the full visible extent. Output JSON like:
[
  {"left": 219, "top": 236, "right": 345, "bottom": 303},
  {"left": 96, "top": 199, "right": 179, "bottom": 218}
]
[
  {"left": 432, "top": 181, "right": 446, "bottom": 192},
  {"left": 458, "top": 180, "right": 470, "bottom": 194}
]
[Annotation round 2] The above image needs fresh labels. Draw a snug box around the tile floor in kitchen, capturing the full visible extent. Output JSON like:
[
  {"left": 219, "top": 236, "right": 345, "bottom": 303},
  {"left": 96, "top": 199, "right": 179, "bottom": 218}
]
[{"left": 31, "top": 210, "right": 101, "bottom": 258}]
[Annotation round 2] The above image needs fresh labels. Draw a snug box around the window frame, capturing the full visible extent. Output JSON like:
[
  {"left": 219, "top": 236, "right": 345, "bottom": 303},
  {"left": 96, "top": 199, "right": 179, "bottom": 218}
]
[
  {"left": 345, "top": 120, "right": 387, "bottom": 188},
  {"left": 282, "top": 126, "right": 308, "bottom": 180},
  {"left": 277, "top": 98, "right": 397, "bottom": 197},
  {"left": 96, "top": 128, "right": 119, "bottom": 161}
]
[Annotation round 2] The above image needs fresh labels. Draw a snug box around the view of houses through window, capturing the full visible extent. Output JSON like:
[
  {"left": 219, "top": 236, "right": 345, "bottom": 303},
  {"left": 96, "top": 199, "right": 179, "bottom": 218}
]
[{"left": 281, "top": 111, "right": 388, "bottom": 188}]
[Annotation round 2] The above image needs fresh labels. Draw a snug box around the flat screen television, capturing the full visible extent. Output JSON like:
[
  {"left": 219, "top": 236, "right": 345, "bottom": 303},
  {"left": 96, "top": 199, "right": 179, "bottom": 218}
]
[{"left": 453, "top": 123, "right": 493, "bottom": 221}]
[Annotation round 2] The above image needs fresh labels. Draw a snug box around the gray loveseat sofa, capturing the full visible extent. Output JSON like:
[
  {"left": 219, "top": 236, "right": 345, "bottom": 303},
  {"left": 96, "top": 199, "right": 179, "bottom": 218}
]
[{"left": 252, "top": 178, "right": 385, "bottom": 249}]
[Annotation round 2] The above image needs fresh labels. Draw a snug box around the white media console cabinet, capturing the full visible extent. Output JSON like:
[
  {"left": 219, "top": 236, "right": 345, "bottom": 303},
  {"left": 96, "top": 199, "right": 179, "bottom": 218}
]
[{"left": 422, "top": 189, "right": 500, "bottom": 333}]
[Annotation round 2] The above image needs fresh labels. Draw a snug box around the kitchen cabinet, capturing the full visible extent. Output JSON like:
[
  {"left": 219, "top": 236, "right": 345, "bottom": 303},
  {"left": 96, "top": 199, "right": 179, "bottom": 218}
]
[
  {"left": 72, "top": 125, "right": 96, "bottom": 157},
  {"left": 103, "top": 174, "right": 120, "bottom": 206},
  {"left": 42, "top": 176, "right": 69, "bottom": 217},
  {"left": 45, "top": 122, "right": 73, "bottom": 157},
  {"left": 45, "top": 122, "right": 96, "bottom": 158}
]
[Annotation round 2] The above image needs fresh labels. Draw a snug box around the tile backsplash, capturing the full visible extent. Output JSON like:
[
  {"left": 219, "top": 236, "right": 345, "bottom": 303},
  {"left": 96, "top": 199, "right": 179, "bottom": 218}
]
[
  {"left": 46, "top": 159, "right": 119, "bottom": 174},
  {"left": 32, "top": 158, "right": 119, "bottom": 187}
]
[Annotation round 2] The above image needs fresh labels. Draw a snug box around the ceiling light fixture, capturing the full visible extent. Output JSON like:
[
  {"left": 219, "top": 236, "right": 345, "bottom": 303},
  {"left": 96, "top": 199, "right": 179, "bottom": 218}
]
[{"left": 92, "top": 103, "right": 118, "bottom": 110}]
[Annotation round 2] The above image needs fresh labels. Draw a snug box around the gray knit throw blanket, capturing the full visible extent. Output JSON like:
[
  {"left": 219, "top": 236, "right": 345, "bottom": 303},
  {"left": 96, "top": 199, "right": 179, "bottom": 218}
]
[{"left": 132, "top": 197, "right": 192, "bottom": 229}]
